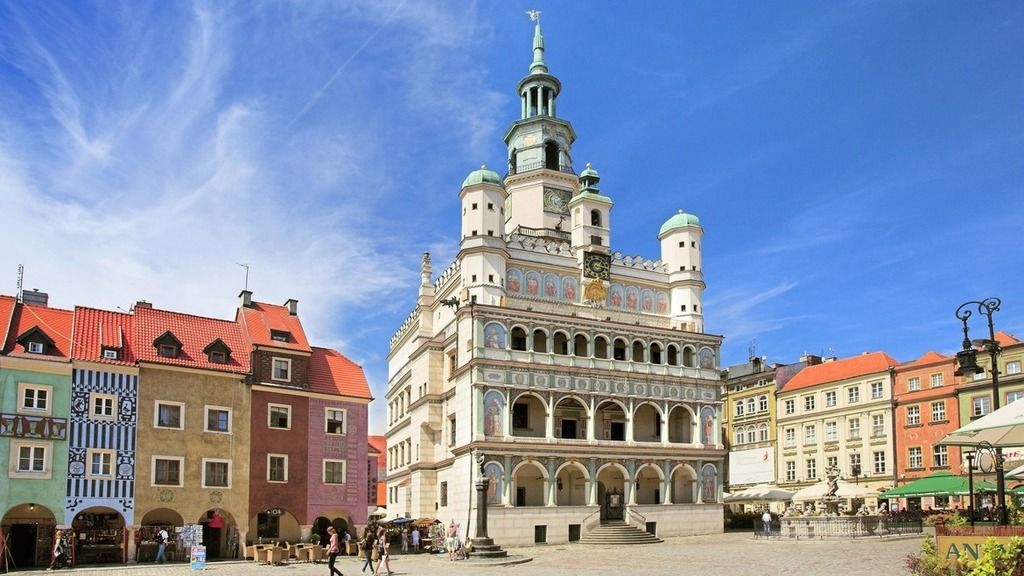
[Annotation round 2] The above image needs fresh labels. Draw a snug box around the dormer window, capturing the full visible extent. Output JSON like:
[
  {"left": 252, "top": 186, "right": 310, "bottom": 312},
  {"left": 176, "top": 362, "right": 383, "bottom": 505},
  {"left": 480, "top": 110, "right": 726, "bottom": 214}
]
[
  {"left": 153, "top": 331, "right": 183, "bottom": 359},
  {"left": 16, "top": 326, "right": 54, "bottom": 355},
  {"left": 102, "top": 349, "right": 119, "bottom": 360},
  {"left": 270, "top": 330, "right": 290, "bottom": 343},
  {"left": 28, "top": 342, "right": 45, "bottom": 354},
  {"left": 203, "top": 338, "right": 232, "bottom": 365}
]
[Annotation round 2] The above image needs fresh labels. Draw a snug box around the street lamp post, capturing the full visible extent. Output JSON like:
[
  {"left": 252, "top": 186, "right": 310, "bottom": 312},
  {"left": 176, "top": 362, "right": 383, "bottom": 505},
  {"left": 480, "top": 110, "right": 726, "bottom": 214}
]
[
  {"left": 954, "top": 297, "right": 1007, "bottom": 526},
  {"left": 965, "top": 451, "right": 976, "bottom": 527}
]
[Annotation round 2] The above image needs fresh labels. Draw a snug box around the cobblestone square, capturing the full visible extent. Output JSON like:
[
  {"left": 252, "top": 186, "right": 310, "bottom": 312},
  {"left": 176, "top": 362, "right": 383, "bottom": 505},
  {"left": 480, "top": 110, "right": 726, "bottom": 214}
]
[{"left": 52, "top": 533, "right": 921, "bottom": 576}]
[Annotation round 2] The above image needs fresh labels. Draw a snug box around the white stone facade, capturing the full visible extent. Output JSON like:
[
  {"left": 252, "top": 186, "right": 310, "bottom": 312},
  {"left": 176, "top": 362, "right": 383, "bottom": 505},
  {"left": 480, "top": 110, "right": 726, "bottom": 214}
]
[{"left": 385, "top": 20, "right": 725, "bottom": 545}]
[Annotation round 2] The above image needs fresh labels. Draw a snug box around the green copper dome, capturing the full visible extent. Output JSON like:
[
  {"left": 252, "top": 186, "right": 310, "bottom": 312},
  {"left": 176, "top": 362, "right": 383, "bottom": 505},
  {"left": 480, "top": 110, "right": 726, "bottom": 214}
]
[
  {"left": 461, "top": 165, "right": 502, "bottom": 188},
  {"left": 659, "top": 210, "right": 702, "bottom": 234},
  {"left": 579, "top": 162, "right": 599, "bottom": 179}
]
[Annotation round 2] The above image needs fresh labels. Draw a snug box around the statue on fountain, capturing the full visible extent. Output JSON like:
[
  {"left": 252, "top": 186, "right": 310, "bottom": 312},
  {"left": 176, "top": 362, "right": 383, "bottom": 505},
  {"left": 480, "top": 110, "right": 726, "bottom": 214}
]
[{"left": 821, "top": 465, "right": 841, "bottom": 516}]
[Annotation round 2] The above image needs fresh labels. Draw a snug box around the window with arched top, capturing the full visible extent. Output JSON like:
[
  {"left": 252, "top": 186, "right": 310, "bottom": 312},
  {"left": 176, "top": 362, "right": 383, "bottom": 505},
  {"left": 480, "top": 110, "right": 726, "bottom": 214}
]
[
  {"left": 650, "top": 343, "right": 663, "bottom": 364},
  {"left": 594, "top": 336, "right": 609, "bottom": 359},
  {"left": 613, "top": 338, "right": 627, "bottom": 361},
  {"left": 532, "top": 329, "right": 548, "bottom": 353},
  {"left": 667, "top": 345, "right": 679, "bottom": 366},
  {"left": 545, "top": 142, "right": 559, "bottom": 170},
  {"left": 682, "top": 347, "right": 694, "bottom": 367},
  {"left": 510, "top": 327, "right": 527, "bottom": 351},
  {"left": 632, "top": 340, "right": 645, "bottom": 363},
  {"left": 590, "top": 209, "right": 601, "bottom": 226},
  {"left": 573, "top": 334, "right": 588, "bottom": 356},
  {"left": 553, "top": 332, "right": 569, "bottom": 355}
]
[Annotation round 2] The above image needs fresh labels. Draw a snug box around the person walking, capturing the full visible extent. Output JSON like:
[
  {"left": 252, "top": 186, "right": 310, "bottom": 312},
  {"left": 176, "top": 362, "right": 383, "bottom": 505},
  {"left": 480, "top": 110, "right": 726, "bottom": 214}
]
[
  {"left": 401, "top": 529, "right": 408, "bottom": 553},
  {"left": 155, "top": 526, "right": 170, "bottom": 563},
  {"left": 48, "top": 529, "right": 66, "bottom": 570},
  {"left": 326, "top": 526, "right": 344, "bottom": 576},
  {"left": 360, "top": 529, "right": 375, "bottom": 574},
  {"left": 372, "top": 529, "right": 392, "bottom": 576},
  {"left": 411, "top": 527, "right": 420, "bottom": 553},
  {"left": 762, "top": 511, "right": 772, "bottom": 537},
  {"left": 446, "top": 520, "right": 457, "bottom": 561}
]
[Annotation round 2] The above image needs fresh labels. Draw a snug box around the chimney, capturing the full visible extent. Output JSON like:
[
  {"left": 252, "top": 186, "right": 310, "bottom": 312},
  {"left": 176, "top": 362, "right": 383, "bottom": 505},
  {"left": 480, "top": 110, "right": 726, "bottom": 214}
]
[
  {"left": 21, "top": 289, "right": 49, "bottom": 307},
  {"left": 134, "top": 300, "right": 152, "bottom": 309},
  {"left": 800, "top": 354, "right": 822, "bottom": 366},
  {"left": 239, "top": 290, "right": 252, "bottom": 308},
  {"left": 284, "top": 298, "right": 298, "bottom": 316}
]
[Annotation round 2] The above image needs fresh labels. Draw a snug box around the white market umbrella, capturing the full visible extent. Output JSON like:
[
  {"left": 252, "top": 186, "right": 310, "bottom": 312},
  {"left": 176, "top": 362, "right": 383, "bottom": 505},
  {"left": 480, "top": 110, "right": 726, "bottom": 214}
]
[
  {"left": 940, "top": 399, "right": 1024, "bottom": 448},
  {"left": 792, "top": 479, "right": 878, "bottom": 502},
  {"left": 369, "top": 507, "right": 388, "bottom": 518},
  {"left": 724, "top": 484, "right": 794, "bottom": 503},
  {"left": 1007, "top": 463, "right": 1024, "bottom": 480}
]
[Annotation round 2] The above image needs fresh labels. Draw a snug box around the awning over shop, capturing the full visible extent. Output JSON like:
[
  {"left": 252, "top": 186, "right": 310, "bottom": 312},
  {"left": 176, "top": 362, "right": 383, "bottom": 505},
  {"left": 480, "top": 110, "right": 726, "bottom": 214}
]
[{"left": 880, "top": 471, "right": 995, "bottom": 499}]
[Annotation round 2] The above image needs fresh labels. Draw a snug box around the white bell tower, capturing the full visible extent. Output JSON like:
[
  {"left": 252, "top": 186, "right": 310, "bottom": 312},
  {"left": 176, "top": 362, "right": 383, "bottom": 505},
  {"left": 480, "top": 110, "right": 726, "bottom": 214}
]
[
  {"left": 458, "top": 166, "right": 509, "bottom": 307},
  {"left": 659, "top": 210, "right": 705, "bottom": 332}
]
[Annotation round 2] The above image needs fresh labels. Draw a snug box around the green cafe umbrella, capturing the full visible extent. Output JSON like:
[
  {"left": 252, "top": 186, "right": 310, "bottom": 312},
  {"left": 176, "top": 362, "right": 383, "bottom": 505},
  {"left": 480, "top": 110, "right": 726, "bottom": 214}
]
[{"left": 881, "top": 471, "right": 995, "bottom": 499}]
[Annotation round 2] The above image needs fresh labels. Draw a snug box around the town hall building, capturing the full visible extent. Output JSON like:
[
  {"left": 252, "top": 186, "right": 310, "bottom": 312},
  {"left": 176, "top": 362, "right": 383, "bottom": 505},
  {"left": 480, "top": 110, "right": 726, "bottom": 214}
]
[{"left": 384, "top": 18, "right": 725, "bottom": 546}]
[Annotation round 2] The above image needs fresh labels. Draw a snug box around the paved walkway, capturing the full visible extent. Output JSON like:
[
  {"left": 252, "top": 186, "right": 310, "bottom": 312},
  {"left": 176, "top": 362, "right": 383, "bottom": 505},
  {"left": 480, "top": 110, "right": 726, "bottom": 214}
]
[{"left": 24, "top": 533, "right": 922, "bottom": 576}]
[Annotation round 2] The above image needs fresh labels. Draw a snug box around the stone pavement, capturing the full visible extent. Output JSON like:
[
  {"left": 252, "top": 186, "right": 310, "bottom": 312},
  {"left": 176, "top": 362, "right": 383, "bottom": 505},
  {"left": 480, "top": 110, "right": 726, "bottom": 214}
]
[{"left": 25, "top": 533, "right": 923, "bottom": 576}]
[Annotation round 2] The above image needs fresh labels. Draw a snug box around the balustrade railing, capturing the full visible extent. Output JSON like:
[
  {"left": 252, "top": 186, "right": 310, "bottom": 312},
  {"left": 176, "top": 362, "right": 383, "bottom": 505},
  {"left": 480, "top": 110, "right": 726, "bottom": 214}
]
[{"left": 756, "top": 516, "right": 923, "bottom": 540}]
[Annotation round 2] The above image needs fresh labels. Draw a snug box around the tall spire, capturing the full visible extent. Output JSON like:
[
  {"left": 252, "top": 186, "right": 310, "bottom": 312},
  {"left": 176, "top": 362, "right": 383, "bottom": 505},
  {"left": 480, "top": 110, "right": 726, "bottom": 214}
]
[{"left": 527, "top": 10, "right": 547, "bottom": 75}]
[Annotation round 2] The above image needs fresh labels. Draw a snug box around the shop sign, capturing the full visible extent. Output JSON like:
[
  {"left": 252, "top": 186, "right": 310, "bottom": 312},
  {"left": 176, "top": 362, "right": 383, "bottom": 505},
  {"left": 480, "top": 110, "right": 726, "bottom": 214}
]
[
  {"left": 266, "top": 508, "right": 284, "bottom": 517},
  {"left": 936, "top": 535, "right": 1014, "bottom": 560}
]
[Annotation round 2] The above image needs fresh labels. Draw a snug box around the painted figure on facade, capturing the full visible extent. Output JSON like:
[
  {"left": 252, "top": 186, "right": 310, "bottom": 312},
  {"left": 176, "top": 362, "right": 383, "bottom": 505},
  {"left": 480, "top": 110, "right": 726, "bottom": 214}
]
[
  {"left": 608, "top": 284, "right": 624, "bottom": 308},
  {"left": 483, "top": 390, "right": 505, "bottom": 436},
  {"left": 563, "top": 277, "right": 578, "bottom": 302},
  {"left": 544, "top": 274, "right": 559, "bottom": 298},
  {"left": 525, "top": 271, "right": 541, "bottom": 295},
  {"left": 700, "top": 407, "right": 715, "bottom": 445},
  {"left": 506, "top": 269, "right": 522, "bottom": 293},
  {"left": 484, "top": 323, "right": 507, "bottom": 349},
  {"left": 625, "top": 287, "right": 639, "bottom": 310},
  {"left": 640, "top": 289, "right": 654, "bottom": 312},
  {"left": 698, "top": 347, "right": 715, "bottom": 369},
  {"left": 484, "top": 462, "right": 503, "bottom": 504},
  {"left": 701, "top": 464, "right": 718, "bottom": 503},
  {"left": 656, "top": 292, "right": 669, "bottom": 314}
]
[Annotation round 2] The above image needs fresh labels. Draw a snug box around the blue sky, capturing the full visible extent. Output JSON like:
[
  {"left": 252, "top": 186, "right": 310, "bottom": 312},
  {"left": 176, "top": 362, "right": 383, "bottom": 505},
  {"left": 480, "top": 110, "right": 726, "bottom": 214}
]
[{"left": 1, "top": 1, "right": 1021, "bottom": 434}]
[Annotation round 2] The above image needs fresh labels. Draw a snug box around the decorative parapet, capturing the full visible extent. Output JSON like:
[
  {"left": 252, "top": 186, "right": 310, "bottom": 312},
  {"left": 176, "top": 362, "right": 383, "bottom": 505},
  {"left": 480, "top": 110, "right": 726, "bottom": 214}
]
[
  {"left": 507, "top": 232, "right": 575, "bottom": 256},
  {"left": 433, "top": 260, "right": 460, "bottom": 291},
  {"left": 0, "top": 413, "right": 68, "bottom": 440},
  {"left": 611, "top": 252, "right": 668, "bottom": 273},
  {"left": 390, "top": 307, "right": 421, "bottom": 348}
]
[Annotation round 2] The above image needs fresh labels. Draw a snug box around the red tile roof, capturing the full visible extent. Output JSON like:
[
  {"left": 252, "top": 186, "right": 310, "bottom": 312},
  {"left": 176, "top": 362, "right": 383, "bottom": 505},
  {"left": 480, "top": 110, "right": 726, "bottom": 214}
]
[
  {"left": 899, "top": 351, "right": 949, "bottom": 368},
  {"left": 308, "top": 346, "right": 372, "bottom": 399},
  {"left": 237, "top": 302, "right": 311, "bottom": 352},
  {"left": 781, "top": 351, "right": 899, "bottom": 392},
  {"left": 3, "top": 301, "right": 74, "bottom": 360},
  {"left": 72, "top": 307, "right": 136, "bottom": 366},
  {"left": 133, "top": 306, "right": 249, "bottom": 374},
  {"left": 996, "top": 331, "right": 1020, "bottom": 346},
  {"left": 368, "top": 435, "right": 387, "bottom": 466},
  {"left": 0, "top": 295, "right": 16, "bottom": 349}
]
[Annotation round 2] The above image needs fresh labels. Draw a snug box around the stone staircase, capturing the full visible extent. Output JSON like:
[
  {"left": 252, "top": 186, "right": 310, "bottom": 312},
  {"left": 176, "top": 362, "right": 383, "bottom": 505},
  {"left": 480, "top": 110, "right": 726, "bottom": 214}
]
[{"left": 578, "top": 521, "right": 663, "bottom": 545}]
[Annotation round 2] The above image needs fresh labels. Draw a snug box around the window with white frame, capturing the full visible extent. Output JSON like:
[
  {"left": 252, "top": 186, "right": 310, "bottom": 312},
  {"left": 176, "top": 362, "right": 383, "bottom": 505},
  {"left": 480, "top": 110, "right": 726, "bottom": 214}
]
[
  {"left": 10, "top": 440, "right": 51, "bottom": 478},
  {"left": 825, "top": 421, "right": 837, "bottom": 442},
  {"left": 18, "top": 383, "right": 51, "bottom": 415},
  {"left": 873, "top": 451, "right": 886, "bottom": 474},
  {"left": 806, "top": 458, "right": 817, "bottom": 479},
  {"left": 758, "top": 395, "right": 768, "bottom": 412},
  {"left": 784, "top": 399, "right": 795, "bottom": 415},
  {"left": 87, "top": 449, "right": 115, "bottom": 478},
  {"left": 907, "top": 377, "right": 920, "bottom": 392},
  {"left": 931, "top": 401, "right": 947, "bottom": 422},
  {"left": 804, "top": 425, "right": 816, "bottom": 443},
  {"left": 871, "top": 381, "right": 884, "bottom": 399},
  {"left": 804, "top": 395, "right": 815, "bottom": 411},
  {"left": 268, "top": 454, "right": 288, "bottom": 483},
  {"left": 785, "top": 427, "right": 796, "bottom": 447},
  {"left": 325, "top": 408, "right": 346, "bottom": 434},
  {"left": 152, "top": 456, "right": 183, "bottom": 487},
  {"left": 758, "top": 424, "right": 769, "bottom": 442},
  {"left": 202, "top": 458, "right": 231, "bottom": 488},
  {"left": 734, "top": 430, "right": 743, "bottom": 445},
  {"left": 849, "top": 453, "right": 862, "bottom": 476},
  {"left": 931, "top": 373, "right": 944, "bottom": 387},
  {"left": 827, "top": 456, "right": 838, "bottom": 470},
  {"left": 933, "top": 445, "right": 948, "bottom": 467},
  {"left": 272, "top": 358, "right": 291, "bottom": 382},
  {"left": 1007, "top": 361, "right": 1022, "bottom": 376},
  {"left": 90, "top": 393, "right": 117, "bottom": 420},
  {"left": 908, "top": 447, "right": 923, "bottom": 469},
  {"left": 268, "top": 404, "right": 291, "bottom": 429},
  {"left": 746, "top": 428, "right": 756, "bottom": 444},
  {"left": 848, "top": 386, "right": 860, "bottom": 403},
  {"left": 735, "top": 402, "right": 744, "bottom": 417},
  {"left": 907, "top": 406, "right": 920, "bottom": 426},
  {"left": 28, "top": 341, "right": 45, "bottom": 354},
  {"left": 785, "top": 461, "right": 796, "bottom": 481},
  {"left": 1007, "top": 391, "right": 1024, "bottom": 404},
  {"left": 973, "top": 370, "right": 986, "bottom": 381},
  {"left": 972, "top": 396, "right": 991, "bottom": 417},
  {"left": 323, "top": 459, "right": 346, "bottom": 484},
  {"left": 746, "top": 399, "right": 755, "bottom": 414},
  {"left": 205, "top": 406, "right": 232, "bottom": 433},
  {"left": 872, "top": 414, "right": 885, "bottom": 437},
  {"left": 155, "top": 401, "right": 184, "bottom": 429},
  {"left": 848, "top": 418, "right": 861, "bottom": 440},
  {"left": 825, "top": 391, "right": 836, "bottom": 407}
]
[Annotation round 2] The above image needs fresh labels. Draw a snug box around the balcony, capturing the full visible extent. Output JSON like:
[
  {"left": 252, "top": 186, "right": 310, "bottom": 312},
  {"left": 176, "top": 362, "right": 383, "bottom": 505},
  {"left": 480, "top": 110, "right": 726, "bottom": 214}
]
[{"left": 506, "top": 162, "right": 575, "bottom": 178}]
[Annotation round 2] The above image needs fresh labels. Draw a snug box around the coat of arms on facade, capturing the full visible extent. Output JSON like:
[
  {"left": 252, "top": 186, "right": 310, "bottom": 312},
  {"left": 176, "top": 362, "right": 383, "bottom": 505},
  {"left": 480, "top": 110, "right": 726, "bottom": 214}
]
[{"left": 583, "top": 278, "right": 607, "bottom": 306}]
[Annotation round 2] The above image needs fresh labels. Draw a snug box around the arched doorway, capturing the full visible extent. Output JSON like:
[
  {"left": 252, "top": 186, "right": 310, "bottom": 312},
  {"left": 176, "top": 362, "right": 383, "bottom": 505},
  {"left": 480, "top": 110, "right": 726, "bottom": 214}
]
[
  {"left": 139, "top": 509, "right": 184, "bottom": 563},
  {"left": 511, "top": 461, "right": 547, "bottom": 507},
  {"left": 671, "top": 465, "right": 697, "bottom": 504},
  {"left": 1, "top": 502, "right": 57, "bottom": 568},
  {"left": 72, "top": 507, "right": 126, "bottom": 564},
  {"left": 668, "top": 406, "right": 694, "bottom": 444},
  {"left": 597, "top": 464, "right": 626, "bottom": 522},
  {"left": 553, "top": 396, "right": 587, "bottom": 440},
  {"left": 635, "top": 464, "right": 664, "bottom": 504},
  {"left": 555, "top": 462, "right": 588, "bottom": 506},
  {"left": 632, "top": 403, "right": 662, "bottom": 443},
  {"left": 510, "top": 393, "right": 547, "bottom": 438},
  {"left": 251, "top": 509, "right": 301, "bottom": 544},
  {"left": 595, "top": 400, "right": 627, "bottom": 441},
  {"left": 198, "top": 509, "right": 238, "bottom": 559}
]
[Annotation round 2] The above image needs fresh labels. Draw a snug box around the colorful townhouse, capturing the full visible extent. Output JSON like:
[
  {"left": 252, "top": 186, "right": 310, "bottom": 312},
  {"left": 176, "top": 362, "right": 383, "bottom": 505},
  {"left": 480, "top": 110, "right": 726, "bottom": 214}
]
[
  {"left": 65, "top": 307, "right": 140, "bottom": 563},
  {"left": 776, "top": 351, "right": 899, "bottom": 500},
  {"left": 236, "top": 292, "right": 371, "bottom": 545},
  {"left": 367, "top": 435, "right": 386, "bottom": 516},
  {"left": 890, "top": 351, "right": 960, "bottom": 510},
  {"left": 133, "top": 301, "right": 252, "bottom": 561},
  {"left": 0, "top": 293, "right": 73, "bottom": 568}
]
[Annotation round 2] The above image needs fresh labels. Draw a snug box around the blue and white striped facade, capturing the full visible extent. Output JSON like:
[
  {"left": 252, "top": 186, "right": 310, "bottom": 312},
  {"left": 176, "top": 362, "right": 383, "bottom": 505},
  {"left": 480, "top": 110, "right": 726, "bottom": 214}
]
[{"left": 65, "top": 367, "right": 139, "bottom": 525}]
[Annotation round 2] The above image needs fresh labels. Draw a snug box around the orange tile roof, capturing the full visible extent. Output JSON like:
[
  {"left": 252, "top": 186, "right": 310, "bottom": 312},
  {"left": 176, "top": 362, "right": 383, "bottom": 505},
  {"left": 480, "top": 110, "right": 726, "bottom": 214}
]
[
  {"left": 368, "top": 435, "right": 387, "bottom": 467},
  {"left": 72, "top": 307, "right": 136, "bottom": 366},
  {"left": 308, "top": 346, "right": 372, "bottom": 399},
  {"left": 898, "top": 351, "right": 949, "bottom": 369},
  {"left": 0, "top": 295, "right": 16, "bottom": 349},
  {"left": 237, "top": 301, "right": 311, "bottom": 352},
  {"left": 996, "top": 331, "right": 1020, "bottom": 346},
  {"left": 133, "top": 306, "right": 249, "bottom": 374},
  {"left": 3, "top": 301, "right": 74, "bottom": 360},
  {"left": 781, "top": 351, "right": 899, "bottom": 392}
]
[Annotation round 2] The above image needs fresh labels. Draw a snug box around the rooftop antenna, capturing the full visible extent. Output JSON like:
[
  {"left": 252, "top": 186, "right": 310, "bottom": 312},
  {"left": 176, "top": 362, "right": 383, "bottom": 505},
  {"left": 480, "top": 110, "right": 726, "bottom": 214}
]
[
  {"left": 237, "top": 263, "right": 250, "bottom": 291},
  {"left": 748, "top": 339, "right": 757, "bottom": 360},
  {"left": 16, "top": 264, "right": 24, "bottom": 302}
]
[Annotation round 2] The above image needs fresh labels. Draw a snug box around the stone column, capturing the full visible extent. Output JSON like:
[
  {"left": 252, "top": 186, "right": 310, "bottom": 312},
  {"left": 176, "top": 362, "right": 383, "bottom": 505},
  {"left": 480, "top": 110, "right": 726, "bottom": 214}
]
[
  {"left": 546, "top": 458, "right": 557, "bottom": 507},
  {"left": 695, "top": 460, "right": 704, "bottom": 503},
  {"left": 521, "top": 92, "right": 527, "bottom": 119},
  {"left": 626, "top": 459, "right": 638, "bottom": 506},
  {"left": 127, "top": 526, "right": 139, "bottom": 564},
  {"left": 625, "top": 399, "right": 634, "bottom": 444},
  {"left": 662, "top": 461, "right": 673, "bottom": 505},
  {"left": 661, "top": 403, "right": 670, "bottom": 446},
  {"left": 547, "top": 90, "right": 554, "bottom": 117},
  {"left": 475, "top": 477, "right": 490, "bottom": 538},
  {"left": 587, "top": 397, "right": 596, "bottom": 441},
  {"left": 545, "top": 394, "right": 555, "bottom": 440},
  {"left": 587, "top": 458, "right": 598, "bottom": 506},
  {"left": 503, "top": 455, "right": 514, "bottom": 506}
]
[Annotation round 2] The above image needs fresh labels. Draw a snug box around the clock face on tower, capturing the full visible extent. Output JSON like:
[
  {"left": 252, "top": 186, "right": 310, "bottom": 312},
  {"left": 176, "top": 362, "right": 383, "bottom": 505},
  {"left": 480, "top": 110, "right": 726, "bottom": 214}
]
[
  {"left": 583, "top": 251, "right": 611, "bottom": 280},
  {"left": 543, "top": 187, "right": 571, "bottom": 215}
]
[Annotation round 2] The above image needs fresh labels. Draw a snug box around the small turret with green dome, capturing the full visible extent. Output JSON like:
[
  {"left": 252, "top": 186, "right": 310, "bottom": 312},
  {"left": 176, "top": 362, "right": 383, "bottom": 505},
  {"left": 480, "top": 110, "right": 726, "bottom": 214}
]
[
  {"left": 659, "top": 209, "right": 702, "bottom": 235},
  {"left": 461, "top": 165, "right": 502, "bottom": 188}
]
